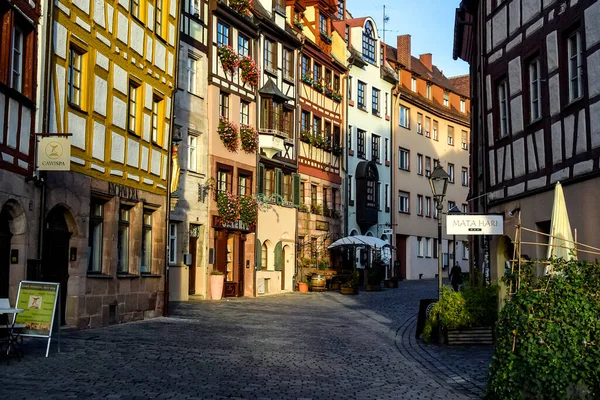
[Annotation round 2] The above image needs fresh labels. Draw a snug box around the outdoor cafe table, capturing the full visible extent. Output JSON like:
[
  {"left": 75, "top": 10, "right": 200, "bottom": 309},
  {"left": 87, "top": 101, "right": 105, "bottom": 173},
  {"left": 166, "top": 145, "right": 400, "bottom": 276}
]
[{"left": 0, "top": 307, "right": 24, "bottom": 362}]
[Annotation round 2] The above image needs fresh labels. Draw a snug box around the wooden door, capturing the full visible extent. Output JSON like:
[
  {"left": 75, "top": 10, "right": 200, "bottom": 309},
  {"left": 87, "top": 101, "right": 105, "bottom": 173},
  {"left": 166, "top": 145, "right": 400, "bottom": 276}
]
[
  {"left": 188, "top": 236, "right": 198, "bottom": 295},
  {"left": 397, "top": 235, "right": 407, "bottom": 280}
]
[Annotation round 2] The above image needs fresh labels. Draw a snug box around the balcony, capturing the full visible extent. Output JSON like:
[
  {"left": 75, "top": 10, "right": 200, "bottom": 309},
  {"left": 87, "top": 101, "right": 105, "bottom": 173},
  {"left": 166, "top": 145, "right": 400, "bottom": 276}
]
[{"left": 259, "top": 128, "right": 289, "bottom": 158}]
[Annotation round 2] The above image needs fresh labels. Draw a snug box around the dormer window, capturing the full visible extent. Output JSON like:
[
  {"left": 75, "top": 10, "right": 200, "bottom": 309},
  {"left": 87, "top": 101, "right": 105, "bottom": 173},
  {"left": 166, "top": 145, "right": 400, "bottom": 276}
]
[
  {"left": 319, "top": 13, "right": 327, "bottom": 35},
  {"left": 273, "top": 0, "right": 285, "bottom": 14},
  {"left": 362, "top": 21, "right": 375, "bottom": 64},
  {"left": 337, "top": 0, "right": 344, "bottom": 19}
]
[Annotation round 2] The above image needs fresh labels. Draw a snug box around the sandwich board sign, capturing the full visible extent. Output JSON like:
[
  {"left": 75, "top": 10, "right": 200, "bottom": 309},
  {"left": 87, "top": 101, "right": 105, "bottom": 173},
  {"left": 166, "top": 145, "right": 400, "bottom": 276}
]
[{"left": 13, "top": 281, "right": 60, "bottom": 357}]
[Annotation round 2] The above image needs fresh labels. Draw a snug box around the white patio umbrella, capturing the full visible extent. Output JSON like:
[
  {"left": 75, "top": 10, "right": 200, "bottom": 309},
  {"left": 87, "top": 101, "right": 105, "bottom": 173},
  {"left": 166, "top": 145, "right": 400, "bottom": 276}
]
[
  {"left": 328, "top": 235, "right": 392, "bottom": 263},
  {"left": 546, "top": 182, "right": 576, "bottom": 273}
]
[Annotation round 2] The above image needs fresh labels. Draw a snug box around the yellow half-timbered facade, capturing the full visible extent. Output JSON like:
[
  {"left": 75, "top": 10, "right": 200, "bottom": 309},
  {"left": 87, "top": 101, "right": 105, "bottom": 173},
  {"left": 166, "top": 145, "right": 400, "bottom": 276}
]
[{"left": 35, "top": 0, "right": 179, "bottom": 328}]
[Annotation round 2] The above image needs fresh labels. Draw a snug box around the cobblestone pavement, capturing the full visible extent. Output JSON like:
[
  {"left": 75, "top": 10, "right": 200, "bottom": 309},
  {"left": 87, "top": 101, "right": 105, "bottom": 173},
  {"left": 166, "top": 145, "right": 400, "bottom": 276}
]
[{"left": 0, "top": 280, "right": 492, "bottom": 399}]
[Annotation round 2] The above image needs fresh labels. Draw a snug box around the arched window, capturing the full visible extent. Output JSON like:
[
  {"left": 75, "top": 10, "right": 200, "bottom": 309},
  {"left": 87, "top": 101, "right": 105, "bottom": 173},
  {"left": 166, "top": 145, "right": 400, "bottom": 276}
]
[
  {"left": 362, "top": 21, "right": 376, "bottom": 64},
  {"left": 261, "top": 243, "right": 268, "bottom": 270}
]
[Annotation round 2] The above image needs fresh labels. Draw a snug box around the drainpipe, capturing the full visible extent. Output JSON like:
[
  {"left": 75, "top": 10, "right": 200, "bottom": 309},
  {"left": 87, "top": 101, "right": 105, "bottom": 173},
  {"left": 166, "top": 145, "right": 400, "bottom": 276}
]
[
  {"left": 254, "top": 26, "right": 262, "bottom": 297},
  {"left": 391, "top": 83, "right": 400, "bottom": 278}
]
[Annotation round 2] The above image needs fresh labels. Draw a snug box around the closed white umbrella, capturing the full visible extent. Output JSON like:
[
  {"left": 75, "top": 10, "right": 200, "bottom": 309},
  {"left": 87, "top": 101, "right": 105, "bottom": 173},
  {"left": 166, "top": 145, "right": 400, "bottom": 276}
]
[{"left": 546, "top": 182, "right": 576, "bottom": 273}]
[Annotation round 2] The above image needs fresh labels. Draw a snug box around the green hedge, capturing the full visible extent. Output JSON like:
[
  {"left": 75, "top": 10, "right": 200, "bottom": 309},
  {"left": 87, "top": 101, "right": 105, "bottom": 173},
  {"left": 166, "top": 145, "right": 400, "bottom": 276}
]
[{"left": 486, "top": 259, "right": 600, "bottom": 399}]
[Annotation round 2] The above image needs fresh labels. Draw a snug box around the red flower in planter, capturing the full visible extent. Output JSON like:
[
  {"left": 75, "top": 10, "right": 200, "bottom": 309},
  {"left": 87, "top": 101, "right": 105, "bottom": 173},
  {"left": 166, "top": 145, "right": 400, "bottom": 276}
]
[
  {"left": 228, "top": 0, "right": 252, "bottom": 16},
  {"left": 217, "top": 192, "right": 240, "bottom": 225},
  {"left": 238, "top": 56, "right": 259, "bottom": 87},
  {"left": 218, "top": 116, "right": 239, "bottom": 152},
  {"left": 239, "top": 124, "right": 259, "bottom": 153},
  {"left": 217, "top": 45, "right": 239, "bottom": 75}
]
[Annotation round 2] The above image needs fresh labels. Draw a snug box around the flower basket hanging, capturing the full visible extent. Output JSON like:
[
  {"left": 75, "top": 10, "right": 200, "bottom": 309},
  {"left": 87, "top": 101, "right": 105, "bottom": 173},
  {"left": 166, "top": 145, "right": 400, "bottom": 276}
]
[
  {"left": 217, "top": 45, "right": 239, "bottom": 75},
  {"left": 238, "top": 56, "right": 259, "bottom": 87},
  {"left": 239, "top": 195, "right": 258, "bottom": 229},
  {"left": 218, "top": 116, "right": 239, "bottom": 152},
  {"left": 240, "top": 124, "right": 259, "bottom": 153},
  {"left": 228, "top": 0, "right": 252, "bottom": 16},
  {"left": 217, "top": 192, "right": 240, "bottom": 225}
]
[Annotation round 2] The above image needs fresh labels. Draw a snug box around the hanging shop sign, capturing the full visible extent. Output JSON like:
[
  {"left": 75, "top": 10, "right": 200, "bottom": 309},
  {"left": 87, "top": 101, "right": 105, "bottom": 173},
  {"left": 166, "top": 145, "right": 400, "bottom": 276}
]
[
  {"left": 38, "top": 137, "right": 71, "bottom": 171},
  {"left": 446, "top": 214, "right": 504, "bottom": 235}
]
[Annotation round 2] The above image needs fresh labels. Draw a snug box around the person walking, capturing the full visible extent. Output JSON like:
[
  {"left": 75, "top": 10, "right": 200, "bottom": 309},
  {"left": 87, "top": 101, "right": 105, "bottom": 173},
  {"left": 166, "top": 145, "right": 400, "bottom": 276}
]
[{"left": 449, "top": 263, "right": 463, "bottom": 291}]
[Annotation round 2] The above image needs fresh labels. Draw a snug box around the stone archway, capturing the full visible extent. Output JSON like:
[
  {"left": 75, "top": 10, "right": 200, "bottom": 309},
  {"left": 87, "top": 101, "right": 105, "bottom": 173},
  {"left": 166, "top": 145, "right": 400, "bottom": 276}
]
[
  {"left": 43, "top": 205, "right": 74, "bottom": 325},
  {"left": 0, "top": 208, "right": 11, "bottom": 299},
  {"left": 0, "top": 199, "right": 27, "bottom": 299}
]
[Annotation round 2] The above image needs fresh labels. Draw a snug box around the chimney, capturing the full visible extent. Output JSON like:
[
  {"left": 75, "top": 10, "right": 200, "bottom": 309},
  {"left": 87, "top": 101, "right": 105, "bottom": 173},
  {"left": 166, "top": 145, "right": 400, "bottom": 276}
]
[
  {"left": 397, "top": 34, "right": 411, "bottom": 70},
  {"left": 420, "top": 53, "right": 432, "bottom": 71}
]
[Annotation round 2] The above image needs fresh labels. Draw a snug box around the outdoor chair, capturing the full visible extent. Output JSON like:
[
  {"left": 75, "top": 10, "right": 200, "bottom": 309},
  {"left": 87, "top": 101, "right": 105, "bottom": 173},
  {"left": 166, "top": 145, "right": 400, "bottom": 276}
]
[{"left": 0, "top": 298, "right": 26, "bottom": 362}]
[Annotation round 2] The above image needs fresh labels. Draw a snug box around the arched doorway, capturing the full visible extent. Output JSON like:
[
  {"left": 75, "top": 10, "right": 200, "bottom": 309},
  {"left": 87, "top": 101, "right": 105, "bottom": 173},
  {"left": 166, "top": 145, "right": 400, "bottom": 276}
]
[
  {"left": 43, "top": 206, "right": 73, "bottom": 325},
  {"left": 0, "top": 208, "right": 12, "bottom": 299}
]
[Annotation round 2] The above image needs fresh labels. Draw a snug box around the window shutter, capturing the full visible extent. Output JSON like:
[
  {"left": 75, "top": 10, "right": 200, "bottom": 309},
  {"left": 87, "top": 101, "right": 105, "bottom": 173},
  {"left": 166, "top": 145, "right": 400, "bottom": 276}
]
[
  {"left": 255, "top": 239, "right": 262, "bottom": 270},
  {"left": 258, "top": 163, "right": 265, "bottom": 194},
  {"left": 274, "top": 241, "right": 283, "bottom": 271},
  {"left": 292, "top": 173, "right": 301, "bottom": 207},
  {"left": 275, "top": 168, "right": 283, "bottom": 202}
]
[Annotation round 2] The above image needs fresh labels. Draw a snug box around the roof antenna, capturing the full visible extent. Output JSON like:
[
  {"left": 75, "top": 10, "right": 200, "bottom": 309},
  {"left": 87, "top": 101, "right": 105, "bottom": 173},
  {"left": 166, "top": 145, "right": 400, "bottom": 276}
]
[{"left": 383, "top": 5, "right": 390, "bottom": 44}]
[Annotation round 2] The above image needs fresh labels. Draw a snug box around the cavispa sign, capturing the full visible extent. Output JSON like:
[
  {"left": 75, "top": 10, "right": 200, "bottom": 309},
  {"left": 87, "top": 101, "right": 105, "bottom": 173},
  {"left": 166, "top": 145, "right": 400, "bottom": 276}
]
[{"left": 446, "top": 215, "right": 504, "bottom": 235}]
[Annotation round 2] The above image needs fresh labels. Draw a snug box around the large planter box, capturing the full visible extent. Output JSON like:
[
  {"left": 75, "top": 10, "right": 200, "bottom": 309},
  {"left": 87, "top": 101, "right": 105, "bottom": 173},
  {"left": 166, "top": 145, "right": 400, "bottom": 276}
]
[
  {"left": 341, "top": 287, "right": 358, "bottom": 295},
  {"left": 447, "top": 327, "right": 494, "bottom": 345}
]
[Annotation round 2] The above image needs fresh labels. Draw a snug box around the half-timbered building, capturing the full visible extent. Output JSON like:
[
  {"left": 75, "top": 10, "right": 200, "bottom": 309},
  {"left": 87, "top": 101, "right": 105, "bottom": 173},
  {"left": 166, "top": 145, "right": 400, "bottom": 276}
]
[
  {"left": 31, "top": 0, "right": 179, "bottom": 327},
  {"left": 388, "top": 35, "right": 471, "bottom": 280},
  {"left": 289, "top": 0, "right": 347, "bottom": 271},
  {"left": 0, "top": 0, "right": 42, "bottom": 303},
  {"left": 168, "top": 0, "right": 210, "bottom": 301},
  {"left": 454, "top": 0, "right": 600, "bottom": 284},
  {"left": 253, "top": 0, "right": 302, "bottom": 295},
  {"left": 207, "top": 0, "right": 258, "bottom": 297}
]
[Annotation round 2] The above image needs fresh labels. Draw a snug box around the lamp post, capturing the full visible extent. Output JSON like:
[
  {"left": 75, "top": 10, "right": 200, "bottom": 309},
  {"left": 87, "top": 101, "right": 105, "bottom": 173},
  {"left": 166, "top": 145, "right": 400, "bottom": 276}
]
[
  {"left": 448, "top": 205, "right": 461, "bottom": 276},
  {"left": 429, "top": 165, "right": 450, "bottom": 301}
]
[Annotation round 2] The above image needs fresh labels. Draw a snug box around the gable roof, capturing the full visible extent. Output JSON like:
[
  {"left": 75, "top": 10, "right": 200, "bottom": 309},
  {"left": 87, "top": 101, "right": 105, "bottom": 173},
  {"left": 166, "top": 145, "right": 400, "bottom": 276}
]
[{"left": 449, "top": 75, "right": 470, "bottom": 97}]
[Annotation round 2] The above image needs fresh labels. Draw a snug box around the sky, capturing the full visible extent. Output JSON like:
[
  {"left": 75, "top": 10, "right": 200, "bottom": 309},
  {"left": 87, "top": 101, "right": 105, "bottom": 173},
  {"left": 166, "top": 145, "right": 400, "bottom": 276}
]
[{"left": 346, "top": 0, "right": 469, "bottom": 77}]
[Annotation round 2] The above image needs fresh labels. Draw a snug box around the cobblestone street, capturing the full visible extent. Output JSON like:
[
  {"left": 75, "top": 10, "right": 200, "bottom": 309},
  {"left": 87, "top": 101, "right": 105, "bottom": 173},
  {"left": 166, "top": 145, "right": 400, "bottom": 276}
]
[{"left": 0, "top": 280, "right": 492, "bottom": 399}]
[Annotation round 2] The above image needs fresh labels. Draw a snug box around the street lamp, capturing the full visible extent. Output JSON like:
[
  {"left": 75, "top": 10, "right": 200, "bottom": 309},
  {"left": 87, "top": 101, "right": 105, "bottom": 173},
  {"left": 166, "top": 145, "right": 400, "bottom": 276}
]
[{"left": 429, "top": 164, "right": 450, "bottom": 301}]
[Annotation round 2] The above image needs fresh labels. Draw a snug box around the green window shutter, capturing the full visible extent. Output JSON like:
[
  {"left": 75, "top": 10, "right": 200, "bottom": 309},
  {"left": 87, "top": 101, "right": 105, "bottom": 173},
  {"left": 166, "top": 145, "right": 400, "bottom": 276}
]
[
  {"left": 255, "top": 239, "right": 262, "bottom": 270},
  {"left": 258, "top": 163, "right": 265, "bottom": 194},
  {"left": 275, "top": 168, "right": 283, "bottom": 202},
  {"left": 274, "top": 241, "right": 283, "bottom": 271},
  {"left": 292, "top": 173, "right": 301, "bottom": 207}
]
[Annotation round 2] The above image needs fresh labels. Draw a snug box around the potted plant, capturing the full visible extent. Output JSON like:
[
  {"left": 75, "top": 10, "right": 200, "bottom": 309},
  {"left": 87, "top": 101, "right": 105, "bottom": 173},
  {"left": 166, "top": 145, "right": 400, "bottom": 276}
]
[
  {"left": 332, "top": 90, "right": 342, "bottom": 102},
  {"left": 310, "top": 204, "right": 322, "bottom": 215},
  {"left": 218, "top": 116, "right": 239, "bottom": 152},
  {"left": 228, "top": 0, "right": 252, "bottom": 16},
  {"left": 341, "top": 277, "right": 358, "bottom": 295},
  {"left": 210, "top": 270, "right": 225, "bottom": 300},
  {"left": 217, "top": 45, "right": 239, "bottom": 75},
  {"left": 301, "top": 73, "right": 313, "bottom": 85},
  {"left": 293, "top": 17, "right": 304, "bottom": 30},
  {"left": 238, "top": 56, "right": 259, "bottom": 87},
  {"left": 298, "top": 204, "right": 309, "bottom": 213},
  {"left": 298, "top": 277, "right": 309, "bottom": 293},
  {"left": 300, "top": 130, "right": 313, "bottom": 143},
  {"left": 239, "top": 195, "right": 258, "bottom": 229},
  {"left": 239, "top": 124, "right": 258, "bottom": 153},
  {"left": 216, "top": 191, "right": 240, "bottom": 225},
  {"left": 314, "top": 78, "right": 325, "bottom": 93}
]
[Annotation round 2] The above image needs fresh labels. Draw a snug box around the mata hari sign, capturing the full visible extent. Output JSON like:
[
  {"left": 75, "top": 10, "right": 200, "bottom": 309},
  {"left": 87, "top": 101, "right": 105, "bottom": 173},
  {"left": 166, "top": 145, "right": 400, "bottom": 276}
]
[
  {"left": 446, "top": 214, "right": 504, "bottom": 236},
  {"left": 38, "top": 137, "right": 71, "bottom": 171}
]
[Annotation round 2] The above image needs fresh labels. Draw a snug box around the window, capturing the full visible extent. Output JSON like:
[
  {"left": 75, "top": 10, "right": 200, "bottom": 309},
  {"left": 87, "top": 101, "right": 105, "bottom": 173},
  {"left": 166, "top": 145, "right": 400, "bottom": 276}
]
[
  {"left": 417, "top": 195, "right": 423, "bottom": 216},
  {"left": 417, "top": 154, "right": 423, "bottom": 175},
  {"left": 384, "top": 138, "right": 389, "bottom": 163},
  {"left": 265, "top": 169, "right": 275, "bottom": 196},
  {"left": 568, "top": 30, "right": 583, "bottom": 102},
  {"left": 313, "top": 116, "right": 321, "bottom": 138},
  {"left": 462, "top": 167, "right": 468, "bottom": 186},
  {"left": 319, "top": 13, "right": 327, "bottom": 35},
  {"left": 323, "top": 187, "right": 329, "bottom": 211},
  {"left": 448, "top": 201, "right": 457, "bottom": 212},
  {"left": 345, "top": 24, "right": 349, "bottom": 42},
  {"left": 529, "top": 58, "right": 541, "bottom": 121},
  {"left": 348, "top": 76, "right": 353, "bottom": 100},
  {"left": 357, "top": 129, "right": 366, "bottom": 158},
  {"left": 151, "top": 95, "right": 163, "bottom": 144},
  {"left": 313, "top": 62, "right": 321, "bottom": 83},
  {"left": 187, "top": 56, "right": 197, "bottom": 94},
  {"left": 461, "top": 130, "right": 468, "bottom": 150},
  {"left": 239, "top": 174, "right": 250, "bottom": 196},
  {"left": 425, "top": 117, "right": 431, "bottom": 138},
  {"left": 371, "top": 135, "right": 380, "bottom": 162},
  {"left": 498, "top": 80, "right": 509, "bottom": 137},
  {"left": 128, "top": 81, "right": 141, "bottom": 134},
  {"left": 362, "top": 21, "right": 376, "bottom": 63},
  {"left": 398, "top": 191, "right": 410, "bottom": 214},
  {"left": 434, "top": 199, "right": 439, "bottom": 218},
  {"left": 88, "top": 200, "right": 104, "bottom": 272},
  {"left": 264, "top": 39, "right": 276, "bottom": 72},
  {"left": 301, "top": 110, "right": 310, "bottom": 132},
  {"left": 385, "top": 93, "right": 389, "bottom": 115},
  {"left": 380, "top": 44, "right": 385, "bottom": 66},
  {"left": 325, "top": 69, "right": 333, "bottom": 88},
  {"left": 399, "top": 106, "right": 410, "bottom": 128},
  {"left": 448, "top": 163, "right": 454, "bottom": 183},
  {"left": 67, "top": 48, "right": 83, "bottom": 108},
  {"left": 238, "top": 34, "right": 250, "bottom": 57},
  {"left": 240, "top": 101, "right": 249, "bottom": 125},
  {"left": 433, "top": 120, "right": 439, "bottom": 140},
  {"left": 462, "top": 241, "right": 469, "bottom": 259},
  {"left": 311, "top": 184, "right": 317, "bottom": 206},
  {"left": 282, "top": 174, "right": 291, "bottom": 202},
  {"left": 155, "top": 0, "right": 164, "bottom": 36},
  {"left": 447, "top": 125, "right": 454, "bottom": 145},
  {"left": 385, "top": 184, "right": 389, "bottom": 209},
  {"left": 460, "top": 99, "right": 466, "bottom": 113},
  {"left": 348, "top": 175, "right": 353, "bottom": 202},
  {"left": 334, "top": 74, "right": 340, "bottom": 91},
  {"left": 283, "top": 48, "right": 294, "bottom": 80},
  {"left": 168, "top": 223, "right": 177, "bottom": 264},
  {"left": 425, "top": 156, "right": 431, "bottom": 177},
  {"left": 217, "top": 169, "right": 231, "bottom": 193},
  {"left": 261, "top": 242, "right": 268, "bottom": 270},
  {"left": 462, "top": 203, "right": 468, "bottom": 214},
  {"left": 188, "top": 134, "right": 197, "bottom": 172},
  {"left": 273, "top": 0, "right": 285, "bottom": 13},
  {"left": 300, "top": 182, "right": 306, "bottom": 205},
  {"left": 426, "top": 83, "right": 431, "bottom": 99},
  {"left": 443, "top": 91, "right": 449, "bottom": 107},
  {"left": 398, "top": 148, "right": 409, "bottom": 171},
  {"left": 372, "top": 88, "right": 380, "bottom": 115},
  {"left": 357, "top": 81, "right": 366, "bottom": 109},
  {"left": 411, "top": 77, "right": 416, "bottom": 92},
  {"left": 425, "top": 197, "right": 431, "bottom": 217},
  {"left": 417, "top": 113, "right": 423, "bottom": 134},
  {"left": 425, "top": 238, "right": 432, "bottom": 258},
  {"left": 141, "top": 211, "right": 153, "bottom": 274},
  {"left": 301, "top": 55, "right": 310, "bottom": 78},
  {"left": 337, "top": 0, "right": 344, "bottom": 19},
  {"left": 117, "top": 208, "right": 130, "bottom": 273},
  {"left": 130, "top": 0, "right": 140, "bottom": 19},
  {"left": 347, "top": 125, "right": 353, "bottom": 150},
  {"left": 433, "top": 237, "right": 438, "bottom": 258},
  {"left": 417, "top": 237, "right": 423, "bottom": 257},
  {"left": 366, "top": 177, "right": 376, "bottom": 207},
  {"left": 217, "top": 22, "right": 229, "bottom": 46},
  {"left": 219, "top": 91, "right": 229, "bottom": 118}
]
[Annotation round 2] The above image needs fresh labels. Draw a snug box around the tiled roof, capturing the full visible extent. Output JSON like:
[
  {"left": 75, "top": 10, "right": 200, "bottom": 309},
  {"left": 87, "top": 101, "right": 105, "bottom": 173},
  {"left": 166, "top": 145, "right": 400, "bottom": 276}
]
[
  {"left": 449, "top": 75, "right": 470, "bottom": 97},
  {"left": 345, "top": 17, "right": 367, "bottom": 28}
]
